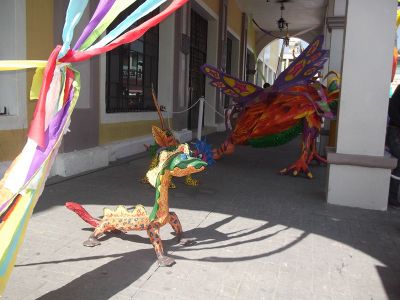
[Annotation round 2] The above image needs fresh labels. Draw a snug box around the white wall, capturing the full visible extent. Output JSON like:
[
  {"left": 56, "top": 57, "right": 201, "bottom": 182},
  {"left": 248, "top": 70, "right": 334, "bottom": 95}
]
[{"left": 0, "top": 0, "right": 27, "bottom": 130}]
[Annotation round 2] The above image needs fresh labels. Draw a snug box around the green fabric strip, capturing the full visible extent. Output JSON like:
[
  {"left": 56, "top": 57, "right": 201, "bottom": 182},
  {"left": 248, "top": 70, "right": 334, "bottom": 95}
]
[{"left": 79, "top": 0, "right": 138, "bottom": 50}]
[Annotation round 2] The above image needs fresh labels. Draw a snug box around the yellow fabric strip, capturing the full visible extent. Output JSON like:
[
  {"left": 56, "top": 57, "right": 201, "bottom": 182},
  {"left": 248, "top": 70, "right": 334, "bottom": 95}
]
[
  {"left": 0, "top": 60, "right": 48, "bottom": 71},
  {"left": 30, "top": 68, "right": 45, "bottom": 100},
  {"left": 397, "top": 9, "right": 400, "bottom": 28}
]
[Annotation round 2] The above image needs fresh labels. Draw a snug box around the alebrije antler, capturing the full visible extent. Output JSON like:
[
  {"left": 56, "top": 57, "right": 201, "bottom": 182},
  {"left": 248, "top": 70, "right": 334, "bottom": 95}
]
[{"left": 151, "top": 84, "right": 166, "bottom": 130}]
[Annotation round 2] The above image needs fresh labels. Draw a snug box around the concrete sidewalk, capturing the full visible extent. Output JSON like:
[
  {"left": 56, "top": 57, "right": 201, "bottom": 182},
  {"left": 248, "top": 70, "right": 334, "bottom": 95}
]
[{"left": 3, "top": 133, "right": 400, "bottom": 300}]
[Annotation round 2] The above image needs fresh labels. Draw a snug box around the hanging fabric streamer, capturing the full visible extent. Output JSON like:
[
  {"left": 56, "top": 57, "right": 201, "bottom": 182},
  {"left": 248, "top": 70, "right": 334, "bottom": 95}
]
[
  {"left": 78, "top": 0, "right": 139, "bottom": 50},
  {"left": 59, "top": 0, "right": 90, "bottom": 58},
  {"left": 73, "top": 0, "right": 117, "bottom": 50},
  {"left": 0, "top": 0, "right": 189, "bottom": 294},
  {"left": 60, "top": 0, "right": 188, "bottom": 63},
  {"left": 89, "top": 0, "right": 167, "bottom": 49},
  {"left": 0, "top": 60, "right": 48, "bottom": 71}
]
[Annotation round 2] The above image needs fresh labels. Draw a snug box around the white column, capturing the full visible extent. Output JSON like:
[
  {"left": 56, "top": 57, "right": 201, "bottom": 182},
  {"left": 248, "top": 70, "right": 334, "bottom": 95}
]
[
  {"left": 327, "top": 0, "right": 397, "bottom": 210},
  {"left": 328, "top": 0, "right": 346, "bottom": 73},
  {"left": 319, "top": 0, "right": 346, "bottom": 156},
  {"left": 204, "top": 19, "right": 218, "bottom": 128}
]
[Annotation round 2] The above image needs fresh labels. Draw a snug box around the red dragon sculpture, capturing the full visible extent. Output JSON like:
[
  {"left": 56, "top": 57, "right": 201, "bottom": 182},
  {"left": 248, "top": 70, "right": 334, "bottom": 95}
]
[{"left": 201, "top": 35, "right": 340, "bottom": 178}]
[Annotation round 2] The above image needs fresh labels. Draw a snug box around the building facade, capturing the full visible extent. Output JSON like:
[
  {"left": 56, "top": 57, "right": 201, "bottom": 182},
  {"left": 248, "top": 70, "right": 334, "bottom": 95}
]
[
  {"left": 0, "top": 0, "right": 256, "bottom": 177},
  {"left": 0, "top": 0, "right": 398, "bottom": 211}
]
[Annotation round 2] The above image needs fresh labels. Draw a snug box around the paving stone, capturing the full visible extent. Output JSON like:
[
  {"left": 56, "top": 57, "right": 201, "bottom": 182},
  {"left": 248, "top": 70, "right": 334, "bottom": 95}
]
[{"left": 3, "top": 134, "right": 400, "bottom": 299}]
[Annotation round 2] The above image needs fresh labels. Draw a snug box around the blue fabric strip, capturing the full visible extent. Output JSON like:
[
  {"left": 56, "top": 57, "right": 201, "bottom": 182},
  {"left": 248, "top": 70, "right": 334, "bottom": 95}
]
[
  {"left": 90, "top": 0, "right": 166, "bottom": 49},
  {"left": 59, "top": 0, "right": 90, "bottom": 58}
]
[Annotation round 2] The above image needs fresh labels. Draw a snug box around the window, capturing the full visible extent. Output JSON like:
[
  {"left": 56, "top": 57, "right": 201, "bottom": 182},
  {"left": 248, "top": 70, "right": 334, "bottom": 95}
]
[{"left": 106, "top": 1, "right": 159, "bottom": 113}]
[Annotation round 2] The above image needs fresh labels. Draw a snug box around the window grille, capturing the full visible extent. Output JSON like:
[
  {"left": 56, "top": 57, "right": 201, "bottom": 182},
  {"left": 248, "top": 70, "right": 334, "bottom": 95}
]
[{"left": 106, "top": 1, "right": 159, "bottom": 113}]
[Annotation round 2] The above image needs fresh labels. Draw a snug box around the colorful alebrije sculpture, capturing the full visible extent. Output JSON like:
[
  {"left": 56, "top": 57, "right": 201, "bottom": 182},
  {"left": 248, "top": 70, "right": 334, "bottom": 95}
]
[
  {"left": 192, "top": 138, "right": 215, "bottom": 166},
  {"left": 66, "top": 143, "right": 206, "bottom": 266},
  {"left": 0, "top": 0, "right": 188, "bottom": 293},
  {"left": 141, "top": 89, "right": 207, "bottom": 187},
  {"left": 201, "top": 35, "right": 341, "bottom": 178},
  {"left": 142, "top": 125, "right": 201, "bottom": 187}
]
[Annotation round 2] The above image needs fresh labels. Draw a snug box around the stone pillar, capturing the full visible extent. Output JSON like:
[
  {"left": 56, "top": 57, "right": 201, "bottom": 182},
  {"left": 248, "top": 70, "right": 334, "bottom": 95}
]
[
  {"left": 239, "top": 13, "right": 247, "bottom": 80},
  {"left": 215, "top": 0, "right": 228, "bottom": 125},
  {"left": 172, "top": 3, "right": 191, "bottom": 130},
  {"left": 327, "top": 0, "right": 398, "bottom": 210},
  {"left": 319, "top": 0, "right": 346, "bottom": 155}
]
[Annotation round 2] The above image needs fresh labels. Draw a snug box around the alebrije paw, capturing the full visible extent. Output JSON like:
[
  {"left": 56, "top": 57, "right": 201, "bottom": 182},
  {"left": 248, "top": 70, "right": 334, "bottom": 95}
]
[
  {"left": 179, "top": 238, "right": 197, "bottom": 246},
  {"left": 158, "top": 256, "right": 176, "bottom": 267},
  {"left": 140, "top": 176, "right": 149, "bottom": 184},
  {"left": 83, "top": 238, "right": 100, "bottom": 247},
  {"left": 185, "top": 178, "right": 199, "bottom": 186}
]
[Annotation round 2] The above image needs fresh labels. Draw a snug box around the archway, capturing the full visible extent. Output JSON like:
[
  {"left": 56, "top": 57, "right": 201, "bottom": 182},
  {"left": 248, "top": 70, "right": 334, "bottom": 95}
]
[{"left": 255, "top": 37, "right": 309, "bottom": 87}]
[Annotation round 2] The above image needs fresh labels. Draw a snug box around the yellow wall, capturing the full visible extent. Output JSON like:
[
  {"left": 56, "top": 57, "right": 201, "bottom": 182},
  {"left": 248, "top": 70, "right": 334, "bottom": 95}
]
[
  {"left": 0, "top": 129, "right": 28, "bottom": 161},
  {"left": 201, "top": 0, "right": 219, "bottom": 14},
  {"left": 0, "top": 0, "right": 53, "bottom": 162},
  {"left": 99, "top": 120, "right": 169, "bottom": 145},
  {"left": 228, "top": 0, "right": 242, "bottom": 37},
  {"left": 26, "top": 0, "right": 54, "bottom": 123}
]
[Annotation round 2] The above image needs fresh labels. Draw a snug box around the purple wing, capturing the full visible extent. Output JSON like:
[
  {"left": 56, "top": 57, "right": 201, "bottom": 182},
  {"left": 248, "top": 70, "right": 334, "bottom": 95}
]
[
  {"left": 200, "top": 64, "right": 263, "bottom": 104},
  {"left": 272, "top": 35, "right": 329, "bottom": 91}
]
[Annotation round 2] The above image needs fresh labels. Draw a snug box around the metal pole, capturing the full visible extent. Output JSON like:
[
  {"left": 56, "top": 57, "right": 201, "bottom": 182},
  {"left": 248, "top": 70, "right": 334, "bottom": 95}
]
[{"left": 197, "top": 97, "right": 205, "bottom": 140}]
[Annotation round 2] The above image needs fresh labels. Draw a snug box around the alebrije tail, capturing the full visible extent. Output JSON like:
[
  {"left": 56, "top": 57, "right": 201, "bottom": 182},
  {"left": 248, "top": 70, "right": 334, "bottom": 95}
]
[
  {"left": 212, "top": 141, "right": 235, "bottom": 160},
  {"left": 65, "top": 202, "right": 100, "bottom": 227}
]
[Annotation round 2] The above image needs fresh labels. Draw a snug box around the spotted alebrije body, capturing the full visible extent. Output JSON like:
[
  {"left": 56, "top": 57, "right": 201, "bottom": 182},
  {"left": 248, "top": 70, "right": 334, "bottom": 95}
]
[
  {"left": 94, "top": 205, "right": 149, "bottom": 233},
  {"left": 67, "top": 143, "right": 207, "bottom": 266}
]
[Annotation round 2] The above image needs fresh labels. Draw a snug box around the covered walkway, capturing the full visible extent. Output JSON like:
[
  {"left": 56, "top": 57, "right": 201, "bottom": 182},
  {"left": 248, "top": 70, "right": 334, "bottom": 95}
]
[{"left": 3, "top": 133, "right": 400, "bottom": 299}]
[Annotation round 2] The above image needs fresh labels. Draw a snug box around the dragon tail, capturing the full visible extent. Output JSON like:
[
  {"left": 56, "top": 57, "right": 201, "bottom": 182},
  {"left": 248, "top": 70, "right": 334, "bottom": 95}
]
[
  {"left": 212, "top": 141, "right": 235, "bottom": 160},
  {"left": 65, "top": 202, "right": 100, "bottom": 227}
]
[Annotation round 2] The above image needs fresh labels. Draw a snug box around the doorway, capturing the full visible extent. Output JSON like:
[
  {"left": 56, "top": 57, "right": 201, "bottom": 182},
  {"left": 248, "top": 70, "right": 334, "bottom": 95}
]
[{"left": 188, "top": 10, "right": 208, "bottom": 129}]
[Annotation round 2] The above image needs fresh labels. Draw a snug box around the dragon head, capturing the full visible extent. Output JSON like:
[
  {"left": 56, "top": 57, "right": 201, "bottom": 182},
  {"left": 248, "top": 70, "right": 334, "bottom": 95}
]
[
  {"left": 146, "top": 143, "right": 207, "bottom": 187},
  {"left": 152, "top": 125, "right": 179, "bottom": 147}
]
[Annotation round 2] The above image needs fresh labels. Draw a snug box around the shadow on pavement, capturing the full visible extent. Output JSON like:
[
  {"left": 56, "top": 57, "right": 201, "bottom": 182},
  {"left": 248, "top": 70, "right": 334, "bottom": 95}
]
[
  {"left": 34, "top": 249, "right": 154, "bottom": 300},
  {"left": 21, "top": 132, "right": 400, "bottom": 299}
]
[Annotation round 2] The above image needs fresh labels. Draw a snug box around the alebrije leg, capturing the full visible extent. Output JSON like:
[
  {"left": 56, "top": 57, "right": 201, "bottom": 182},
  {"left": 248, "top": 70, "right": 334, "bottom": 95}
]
[
  {"left": 140, "top": 176, "right": 149, "bottom": 184},
  {"left": 169, "top": 180, "right": 176, "bottom": 189},
  {"left": 279, "top": 114, "right": 328, "bottom": 179},
  {"left": 168, "top": 212, "right": 183, "bottom": 237},
  {"left": 184, "top": 174, "right": 199, "bottom": 186},
  {"left": 83, "top": 229, "right": 102, "bottom": 247},
  {"left": 169, "top": 212, "right": 196, "bottom": 246},
  {"left": 147, "top": 223, "right": 175, "bottom": 267},
  {"left": 212, "top": 141, "right": 235, "bottom": 160}
]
